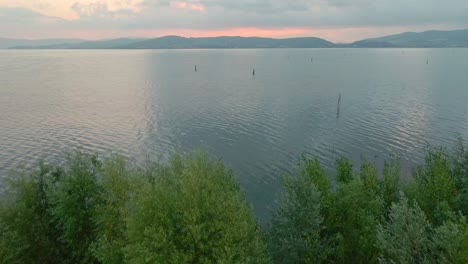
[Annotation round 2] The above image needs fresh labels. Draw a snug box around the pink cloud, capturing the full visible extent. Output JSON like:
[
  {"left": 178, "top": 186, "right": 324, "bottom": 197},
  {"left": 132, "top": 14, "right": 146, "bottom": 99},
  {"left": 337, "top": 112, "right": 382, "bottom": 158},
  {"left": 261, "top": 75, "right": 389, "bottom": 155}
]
[
  {"left": 170, "top": 1, "right": 205, "bottom": 12},
  {"left": 189, "top": 3, "right": 204, "bottom": 11},
  {"left": 8, "top": 22, "right": 448, "bottom": 43}
]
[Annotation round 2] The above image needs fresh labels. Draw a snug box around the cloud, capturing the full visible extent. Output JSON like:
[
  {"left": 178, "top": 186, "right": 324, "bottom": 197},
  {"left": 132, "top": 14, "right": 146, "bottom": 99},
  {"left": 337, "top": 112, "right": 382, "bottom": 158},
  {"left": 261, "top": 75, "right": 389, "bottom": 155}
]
[
  {"left": 169, "top": 1, "right": 205, "bottom": 11},
  {"left": 0, "top": 6, "right": 43, "bottom": 18},
  {"left": 141, "top": 0, "right": 171, "bottom": 6},
  {"left": 0, "top": 6, "right": 61, "bottom": 24},
  {"left": 33, "top": 2, "right": 51, "bottom": 10},
  {"left": 0, "top": 6, "right": 64, "bottom": 38},
  {"left": 71, "top": 1, "right": 136, "bottom": 19},
  {"left": 1, "top": 0, "right": 468, "bottom": 41},
  {"left": 125, "top": 0, "right": 468, "bottom": 31}
]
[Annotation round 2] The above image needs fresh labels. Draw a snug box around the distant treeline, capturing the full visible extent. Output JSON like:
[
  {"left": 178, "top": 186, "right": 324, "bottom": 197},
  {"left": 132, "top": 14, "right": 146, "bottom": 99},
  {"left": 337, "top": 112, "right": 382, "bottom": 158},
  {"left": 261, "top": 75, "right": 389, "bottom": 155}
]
[{"left": 1, "top": 140, "right": 467, "bottom": 263}]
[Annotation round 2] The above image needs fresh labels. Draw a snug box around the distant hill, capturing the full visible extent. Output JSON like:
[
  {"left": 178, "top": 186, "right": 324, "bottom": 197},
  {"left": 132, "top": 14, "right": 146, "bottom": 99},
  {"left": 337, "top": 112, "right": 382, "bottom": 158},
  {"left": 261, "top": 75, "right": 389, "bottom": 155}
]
[
  {"left": 0, "top": 38, "right": 85, "bottom": 49},
  {"left": 11, "top": 38, "right": 148, "bottom": 49},
  {"left": 351, "top": 29, "right": 468, "bottom": 48},
  {"left": 4, "top": 29, "right": 468, "bottom": 49},
  {"left": 121, "top": 36, "right": 334, "bottom": 49},
  {"left": 11, "top": 36, "right": 334, "bottom": 49}
]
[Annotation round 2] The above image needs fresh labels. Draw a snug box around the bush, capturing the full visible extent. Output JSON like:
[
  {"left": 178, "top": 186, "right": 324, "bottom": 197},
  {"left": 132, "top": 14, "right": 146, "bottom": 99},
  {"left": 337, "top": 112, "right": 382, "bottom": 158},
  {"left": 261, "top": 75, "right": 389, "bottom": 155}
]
[
  {"left": 1, "top": 142, "right": 466, "bottom": 264},
  {"left": 91, "top": 156, "right": 131, "bottom": 264},
  {"left": 0, "top": 152, "right": 268, "bottom": 264},
  {"left": 124, "top": 153, "right": 268, "bottom": 264},
  {"left": 406, "top": 149, "right": 459, "bottom": 224},
  {"left": 336, "top": 157, "right": 353, "bottom": 184},
  {"left": 46, "top": 153, "right": 103, "bottom": 263},
  {"left": 267, "top": 159, "right": 327, "bottom": 264},
  {"left": 432, "top": 213, "right": 468, "bottom": 264},
  {"left": 325, "top": 165, "right": 383, "bottom": 263},
  {"left": 452, "top": 138, "right": 468, "bottom": 216},
  {"left": 0, "top": 163, "right": 65, "bottom": 263},
  {"left": 268, "top": 145, "right": 466, "bottom": 264},
  {"left": 378, "top": 156, "right": 401, "bottom": 210},
  {"left": 377, "top": 195, "right": 433, "bottom": 264},
  {"left": 0, "top": 218, "right": 22, "bottom": 264}
]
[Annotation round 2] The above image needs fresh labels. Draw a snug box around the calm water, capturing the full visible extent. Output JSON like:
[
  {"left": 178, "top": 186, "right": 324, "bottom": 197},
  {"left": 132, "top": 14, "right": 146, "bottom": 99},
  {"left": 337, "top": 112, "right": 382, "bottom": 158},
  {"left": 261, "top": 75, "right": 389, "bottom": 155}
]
[{"left": 1, "top": 49, "right": 468, "bottom": 222}]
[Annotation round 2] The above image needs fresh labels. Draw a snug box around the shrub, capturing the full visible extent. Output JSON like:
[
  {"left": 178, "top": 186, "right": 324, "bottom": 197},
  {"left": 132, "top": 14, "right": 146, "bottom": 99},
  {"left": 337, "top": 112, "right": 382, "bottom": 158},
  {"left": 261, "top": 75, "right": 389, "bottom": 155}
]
[
  {"left": 267, "top": 160, "right": 327, "bottom": 264},
  {"left": 377, "top": 195, "right": 433, "bottom": 264},
  {"left": 379, "top": 156, "right": 401, "bottom": 211},
  {"left": 124, "top": 153, "right": 269, "bottom": 264},
  {"left": 298, "top": 156, "right": 330, "bottom": 199},
  {"left": 452, "top": 138, "right": 468, "bottom": 216},
  {"left": 1, "top": 142, "right": 467, "bottom": 264},
  {"left": 45, "top": 153, "right": 103, "bottom": 263},
  {"left": 0, "top": 216, "right": 23, "bottom": 264},
  {"left": 325, "top": 172, "right": 383, "bottom": 263},
  {"left": 336, "top": 157, "right": 353, "bottom": 184},
  {"left": 406, "top": 149, "right": 459, "bottom": 224},
  {"left": 0, "top": 163, "right": 64, "bottom": 263},
  {"left": 432, "top": 213, "right": 468, "bottom": 264},
  {"left": 91, "top": 156, "right": 131, "bottom": 264}
]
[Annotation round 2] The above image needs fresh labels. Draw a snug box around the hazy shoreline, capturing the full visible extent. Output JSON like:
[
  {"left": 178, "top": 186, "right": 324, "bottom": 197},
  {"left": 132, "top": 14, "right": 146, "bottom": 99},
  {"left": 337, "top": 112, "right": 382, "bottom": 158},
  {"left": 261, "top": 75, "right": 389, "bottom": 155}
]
[{"left": 3, "top": 28, "right": 468, "bottom": 49}]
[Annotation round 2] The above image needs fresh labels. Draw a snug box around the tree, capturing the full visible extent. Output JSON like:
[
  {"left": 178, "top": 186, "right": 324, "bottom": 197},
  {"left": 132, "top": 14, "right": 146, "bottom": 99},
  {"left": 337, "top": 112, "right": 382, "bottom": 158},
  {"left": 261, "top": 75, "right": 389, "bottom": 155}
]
[
  {"left": 124, "top": 153, "right": 268, "bottom": 264},
  {"left": 46, "top": 153, "right": 103, "bottom": 263},
  {"left": 406, "top": 149, "right": 459, "bottom": 224},
  {"left": 377, "top": 195, "right": 433, "bottom": 264},
  {"left": 268, "top": 161, "right": 327, "bottom": 263},
  {"left": 91, "top": 156, "right": 131, "bottom": 264},
  {"left": 432, "top": 214, "right": 468, "bottom": 264}
]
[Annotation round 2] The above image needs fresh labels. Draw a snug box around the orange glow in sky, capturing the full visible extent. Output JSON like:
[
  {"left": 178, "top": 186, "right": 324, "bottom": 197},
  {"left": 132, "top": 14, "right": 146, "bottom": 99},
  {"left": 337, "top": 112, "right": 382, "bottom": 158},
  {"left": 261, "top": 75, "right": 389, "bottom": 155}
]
[
  {"left": 0, "top": 1, "right": 460, "bottom": 42},
  {"left": 0, "top": 0, "right": 142, "bottom": 19},
  {"left": 42, "top": 27, "right": 324, "bottom": 40},
  {"left": 171, "top": 1, "right": 205, "bottom": 12}
]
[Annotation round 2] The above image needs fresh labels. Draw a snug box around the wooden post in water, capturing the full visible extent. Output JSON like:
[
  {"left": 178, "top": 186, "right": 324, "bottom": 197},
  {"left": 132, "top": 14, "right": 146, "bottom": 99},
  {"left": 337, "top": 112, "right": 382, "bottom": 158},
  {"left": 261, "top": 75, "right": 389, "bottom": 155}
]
[
  {"left": 333, "top": 92, "right": 342, "bottom": 159},
  {"left": 336, "top": 93, "right": 341, "bottom": 121}
]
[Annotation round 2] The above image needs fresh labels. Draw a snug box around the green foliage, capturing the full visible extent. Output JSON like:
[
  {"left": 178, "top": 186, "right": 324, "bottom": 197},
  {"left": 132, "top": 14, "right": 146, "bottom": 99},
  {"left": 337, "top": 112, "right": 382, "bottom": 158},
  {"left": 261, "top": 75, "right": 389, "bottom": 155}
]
[
  {"left": 377, "top": 195, "right": 434, "bottom": 264},
  {"left": 46, "top": 153, "right": 103, "bottom": 263},
  {"left": 125, "top": 153, "right": 268, "bottom": 264},
  {"left": 1, "top": 142, "right": 467, "bottom": 264},
  {"left": 268, "top": 167, "right": 327, "bottom": 263},
  {"left": 325, "top": 174, "right": 383, "bottom": 263},
  {"left": 406, "top": 149, "right": 460, "bottom": 224},
  {"left": 452, "top": 138, "right": 468, "bottom": 216},
  {"left": 359, "top": 158, "right": 379, "bottom": 190},
  {"left": 269, "top": 144, "right": 466, "bottom": 264},
  {"left": 336, "top": 157, "right": 353, "bottom": 184},
  {"left": 0, "top": 152, "right": 267, "bottom": 264},
  {"left": 298, "top": 155, "right": 330, "bottom": 198},
  {"left": 91, "top": 156, "right": 131, "bottom": 264},
  {"left": 379, "top": 156, "right": 401, "bottom": 210},
  {"left": 0, "top": 163, "right": 65, "bottom": 263},
  {"left": 0, "top": 216, "right": 22, "bottom": 264},
  {"left": 432, "top": 213, "right": 468, "bottom": 264}
]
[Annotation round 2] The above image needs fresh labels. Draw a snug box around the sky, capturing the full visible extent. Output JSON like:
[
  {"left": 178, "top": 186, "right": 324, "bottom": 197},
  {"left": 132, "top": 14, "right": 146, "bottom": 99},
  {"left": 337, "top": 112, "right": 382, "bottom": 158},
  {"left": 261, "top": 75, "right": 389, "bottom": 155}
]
[{"left": 1, "top": 0, "right": 468, "bottom": 42}]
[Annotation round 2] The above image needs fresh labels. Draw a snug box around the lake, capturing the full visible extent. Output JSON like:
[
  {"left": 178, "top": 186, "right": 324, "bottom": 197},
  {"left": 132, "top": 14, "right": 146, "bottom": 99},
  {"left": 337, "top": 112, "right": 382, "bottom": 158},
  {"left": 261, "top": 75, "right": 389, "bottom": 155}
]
[{"left": 1, "top": 49, "right": 468, "bottom": 223}]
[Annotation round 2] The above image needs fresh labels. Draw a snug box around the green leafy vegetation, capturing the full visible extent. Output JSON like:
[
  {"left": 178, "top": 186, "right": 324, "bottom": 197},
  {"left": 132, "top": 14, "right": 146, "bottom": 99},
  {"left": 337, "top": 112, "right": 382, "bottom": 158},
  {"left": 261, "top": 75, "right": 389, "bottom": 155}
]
[
  {"left": 1, "top": 141, "right": 467, "bottom": 263},
  {"left": 267, "top": 140, "right": 467, "bottom": 264},
  {"left": 0, "top": 152, "right": 268, "bottom": 264}
]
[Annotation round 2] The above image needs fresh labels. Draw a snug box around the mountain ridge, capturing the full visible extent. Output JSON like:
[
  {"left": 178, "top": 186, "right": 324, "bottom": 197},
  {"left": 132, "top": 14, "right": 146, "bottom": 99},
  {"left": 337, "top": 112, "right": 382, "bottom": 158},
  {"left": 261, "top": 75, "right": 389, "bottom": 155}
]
[
  {"left": 4, "top": 29, "right": 468, "bottom": 49},
  {"left": 350, "top": 29, "right": 468, "bottom": 47},
  {"left": 0, "top": 38, "right": 85, "bottom": 49}
]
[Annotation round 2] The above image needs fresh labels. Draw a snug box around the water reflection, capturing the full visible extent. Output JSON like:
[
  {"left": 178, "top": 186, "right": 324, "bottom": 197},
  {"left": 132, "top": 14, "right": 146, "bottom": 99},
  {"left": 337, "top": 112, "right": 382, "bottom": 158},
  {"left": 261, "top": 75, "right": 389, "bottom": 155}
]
[{"left": 1, "top": 49, "right": 468, "bottom": 223}]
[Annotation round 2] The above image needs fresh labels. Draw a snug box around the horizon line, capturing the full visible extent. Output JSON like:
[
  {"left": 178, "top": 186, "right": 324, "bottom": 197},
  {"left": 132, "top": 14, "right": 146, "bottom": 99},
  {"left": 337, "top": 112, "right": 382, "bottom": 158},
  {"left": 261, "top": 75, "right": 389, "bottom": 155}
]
[{"left": 2, "top": 28, "right": 467, "bottom": 44}]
